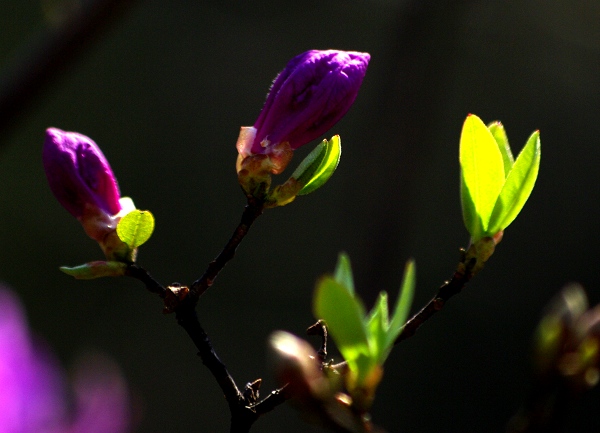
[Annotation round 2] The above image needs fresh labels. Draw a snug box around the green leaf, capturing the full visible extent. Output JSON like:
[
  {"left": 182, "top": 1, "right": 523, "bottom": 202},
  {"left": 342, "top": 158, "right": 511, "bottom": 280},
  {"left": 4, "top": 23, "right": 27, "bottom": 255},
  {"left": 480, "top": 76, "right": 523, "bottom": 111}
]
[
  {"left": 387, "top": 260, "right": 415, "bottom": 349},
  {"left": 366, "top": 291, "right": 389, "bottom": 363},
  {"left": 60, "top": 261, "right": 127, "bottom": 279},
  {"left": 488, "top": 121, "right": 514, "bottom": 176},
  {"left": 116, "top": 210, "right": 155, "bottom": 249},
  {"left": 487, "top": 131, "right": 541, "bottom": 234},
  {"left": 460, "top": 114, "right": 506, "bottom": 238},
  {"left": 291, "top": 140, "right": 327, "bottom": 183},
  {"left": 334, "top": 252, "right": 355, "bottom": 294},
  {"left": 353, "top": 352, "right": 377, "bottom": 387},
  {"left": 314, "top": 276, "right": 369, "bottom": 371},
  {"left": 461, "top": 170, "right": 483, "bottom": 240},
  {"left": 293, "top": 135, "right": 342, "bottom": 196}
]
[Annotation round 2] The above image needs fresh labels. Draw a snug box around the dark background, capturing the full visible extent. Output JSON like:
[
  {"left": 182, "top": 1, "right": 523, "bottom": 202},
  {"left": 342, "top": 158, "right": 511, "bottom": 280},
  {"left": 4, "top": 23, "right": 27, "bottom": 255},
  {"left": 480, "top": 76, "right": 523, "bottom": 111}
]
[{"left": 1, "top": 1, "right": 600, "bottom": 432}]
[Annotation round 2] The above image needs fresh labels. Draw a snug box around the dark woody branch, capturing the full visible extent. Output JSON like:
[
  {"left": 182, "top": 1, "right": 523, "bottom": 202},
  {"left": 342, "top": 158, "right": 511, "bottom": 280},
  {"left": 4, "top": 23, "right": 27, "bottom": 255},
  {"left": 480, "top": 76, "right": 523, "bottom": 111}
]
[
  {"left": 125, "top": 197, "right": 276, "bottom": 432},
  {"left": 0, "top": 0, "right": 139, "bottom": 140},
  {"left": 395, "top": 239, "right": 494, "bottom": 344},
  {"left": 190, "top": 197, "right": 264, "bottom": 299},
  {"left": 395, "top": 266, "right": 471, "bottom": 344}
]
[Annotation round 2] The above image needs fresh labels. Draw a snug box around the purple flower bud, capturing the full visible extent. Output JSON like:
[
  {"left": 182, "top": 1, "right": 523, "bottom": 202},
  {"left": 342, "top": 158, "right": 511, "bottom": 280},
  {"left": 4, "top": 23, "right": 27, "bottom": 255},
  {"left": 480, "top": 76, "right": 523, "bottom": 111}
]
[
  {"left": 0, "top": 284, "right": 131, "bottom": 433},
  {"left": 43, "top": 128, "right": 121, "bottom": 219},
  {"left": 245, "top": 50, "right": 370, "bottom": 156}
]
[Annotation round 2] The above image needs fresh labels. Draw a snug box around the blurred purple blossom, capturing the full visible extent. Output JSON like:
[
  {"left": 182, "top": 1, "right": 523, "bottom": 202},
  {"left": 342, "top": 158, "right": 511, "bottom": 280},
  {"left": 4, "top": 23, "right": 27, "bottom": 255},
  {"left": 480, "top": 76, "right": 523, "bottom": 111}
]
[
  {"left": 242, "top": 49, "right": 370, "bottom": 156},
  {"left": 43, "top": 128, "right": 121, "bottom": 220},
  {"left": 0, "top": 285, "right": 131, "bottom": 433}
]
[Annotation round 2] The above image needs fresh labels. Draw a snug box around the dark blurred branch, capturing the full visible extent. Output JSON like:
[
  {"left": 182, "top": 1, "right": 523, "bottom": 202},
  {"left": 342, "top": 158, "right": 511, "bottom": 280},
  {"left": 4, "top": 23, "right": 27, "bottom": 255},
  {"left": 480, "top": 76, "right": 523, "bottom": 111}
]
[{"left": 0, "top": 0, "right": 139, "bottom": 140}]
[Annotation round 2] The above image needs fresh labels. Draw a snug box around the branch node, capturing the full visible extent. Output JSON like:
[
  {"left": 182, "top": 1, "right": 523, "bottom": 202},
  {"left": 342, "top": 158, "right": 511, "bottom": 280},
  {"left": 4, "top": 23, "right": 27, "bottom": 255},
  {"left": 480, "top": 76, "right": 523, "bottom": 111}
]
[
  {"left": 163, "top": 283, "right": 190, "bottom": 314},
  {"left": 243, "top": 379, "right": 262, "bottom": 405}
]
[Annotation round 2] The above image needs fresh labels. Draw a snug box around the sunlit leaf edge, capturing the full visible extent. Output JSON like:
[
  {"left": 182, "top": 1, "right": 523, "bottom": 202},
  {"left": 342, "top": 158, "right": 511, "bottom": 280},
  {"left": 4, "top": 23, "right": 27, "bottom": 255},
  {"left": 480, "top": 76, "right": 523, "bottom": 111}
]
[
  {"left": 334, "top": 251, "right": 355, "bottom": 294},
  {"left": 116, "top": 209, "right": 155, "bottom": 248},
  {"left": 314, "top": 276, "right": 369, "bottom": 370},
  {"left": 487, "top": 121, "right": 514, "bottom": 176},
  {"left": 297, "top": 135, "right": 341, "bottom": 196},
  {"left": 386, "top": 259, "right": 416, "bottom": 351},
  {"left": 486, "top": 130, "right": 540, "bottom": 235},
  {"left": 459, "top": 114, "right": 505, "bottom": 232}
]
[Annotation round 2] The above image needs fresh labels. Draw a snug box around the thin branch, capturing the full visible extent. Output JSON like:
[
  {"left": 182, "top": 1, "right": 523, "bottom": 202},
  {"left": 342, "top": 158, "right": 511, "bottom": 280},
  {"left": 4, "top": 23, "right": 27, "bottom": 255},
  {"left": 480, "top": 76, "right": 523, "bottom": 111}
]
[
  {"left": 175, "top": 299, "right": 289, "bottom": 433},
  {"left": 127, "top": 262, "right": 282, "bottom": 432},
  {"left": 175, "top": 301, "right": 243, "bottom": 406},
  {"left": 250, "top": 385, "right": 288, "bottom": 416},
  {"left": 190, "top": 198, "right": 264, "bottom": 298},
  {"left": 395, "top": 268, "right": 471, "bottom": 344},
  {"left": 125, "top": 264, "right": 166, "bottom": 297},
  {"left": 306, "top": 320, "right": 328, "bottom": 363}
]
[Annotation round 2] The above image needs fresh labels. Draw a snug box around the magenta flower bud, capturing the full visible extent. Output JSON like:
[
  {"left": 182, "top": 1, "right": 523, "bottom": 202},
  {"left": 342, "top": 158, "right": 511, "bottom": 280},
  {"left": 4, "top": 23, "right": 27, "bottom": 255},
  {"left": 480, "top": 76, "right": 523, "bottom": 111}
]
[
  {"left": 0, "top": 284, "right": 131, "bottom": 433},
  {"left": 43, "top": 128, "right": 121, "bottom": 219},
  {"left": 242, "top": 50, "right": 370, "bottom": 156}
]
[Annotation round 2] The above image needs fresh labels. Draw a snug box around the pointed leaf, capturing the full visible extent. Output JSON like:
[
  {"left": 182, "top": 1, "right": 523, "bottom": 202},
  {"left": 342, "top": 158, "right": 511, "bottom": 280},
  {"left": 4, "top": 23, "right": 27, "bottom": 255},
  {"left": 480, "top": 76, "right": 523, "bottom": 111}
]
[
  {"left": 487, "top": 131, "right": 540, "bottom": 234},
  {"left": 291, "top": 139, "right": 327, "bottom": 182},
  {"left": 366, "top": 291, "right": 389, "bottom": 363},
  {"left": 314, "top": 276, "right": 369, "bottom": 370},
  {"left": 460, "top": 114, "right": 505, "bottom": 236},
  {"left": 116, "top": 210, "right": 155, "bottom": 249},
  {"left": 60, "top": 261, "right": 127, "bottom": 279},
  {"left": 387, "top": 260, "right": 416, "bottom": 349},
  {"left": 461, "top": 170, "right": 482, "bottom": 240},
  {"left": 488, "top": 121, "right": 514, "bottom": 176},
  {"left": 334, "top": 252, "right": 355, "bottom": 294},
  {"left": 295, "top": 135, "right": 342, "bottom": 196}
]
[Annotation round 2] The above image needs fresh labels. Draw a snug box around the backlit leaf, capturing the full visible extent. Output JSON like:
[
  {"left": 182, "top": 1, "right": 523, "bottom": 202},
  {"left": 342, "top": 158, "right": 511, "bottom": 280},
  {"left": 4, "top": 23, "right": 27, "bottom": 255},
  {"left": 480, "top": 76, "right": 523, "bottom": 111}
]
[
  {"left": 295, "top": 135, "right": 342, "bottom": 196},
  {"left": 116, "top": 210, "right": 155, "bottom": 249},
  {"left": 487, "top": 131, "right": 540, "bottom": 234},
  {"left": 459, "top": 114, "right": 505, "bottom": 239},
  {"left": 314, "top": 276, "right": 368, "bottom": 372}
]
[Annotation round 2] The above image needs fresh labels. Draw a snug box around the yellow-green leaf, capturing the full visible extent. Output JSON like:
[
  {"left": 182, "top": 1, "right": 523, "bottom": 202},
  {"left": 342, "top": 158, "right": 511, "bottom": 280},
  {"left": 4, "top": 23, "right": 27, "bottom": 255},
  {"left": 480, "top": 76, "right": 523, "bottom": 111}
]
[
  {"left": 459, "top": 114, "right": 505, "bottom": 239},
  {"left": 487, "top": 131, "right": 540, "bottom": 234},
  {"left": 294, "top": 135, "right": 341, "bottom": 196},
  {"left": 116, "top": 210, "right": 155, "bottom": 249},
  {"left": 488, "top": 121, "right": 514, "bottom": 177},
  {"left": 387, "top": 260, "right": 415, "bottom": 349}
]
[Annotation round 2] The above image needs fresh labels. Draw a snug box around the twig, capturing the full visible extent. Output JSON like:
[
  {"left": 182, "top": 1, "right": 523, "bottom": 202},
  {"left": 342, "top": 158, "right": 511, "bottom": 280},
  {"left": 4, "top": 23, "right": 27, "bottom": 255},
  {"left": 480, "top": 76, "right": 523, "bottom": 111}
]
[
  {"left": 126, "top": 198, "right": 277, "bottom": 432},
  {"left": 190, "top": 197, "right": 264, "bottom": 298},
  {"left": 125, "top": 264, "right": 166, "bottom": 296},
  {"left": 395, "top": 267, "right": 471, "bottom": 344},
  {"left": 307, "top": 320, "right": 328, "bottom": 363},
  {"left": 250, "top": 385, "right": 288, "bottom": 416},
  {"left": 175, "top": 298, "right": 288, "bottom": 433},
  {"left": 175, "top": 300, "right": 243, "bottom": 407}
]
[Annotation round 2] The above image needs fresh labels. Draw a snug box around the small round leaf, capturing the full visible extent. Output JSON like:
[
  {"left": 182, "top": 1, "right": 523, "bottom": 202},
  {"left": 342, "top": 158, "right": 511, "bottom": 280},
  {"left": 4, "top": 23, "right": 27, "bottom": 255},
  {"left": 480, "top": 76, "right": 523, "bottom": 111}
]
[{"left": 116, "top": 210, "right": 155, "bottom": 249}]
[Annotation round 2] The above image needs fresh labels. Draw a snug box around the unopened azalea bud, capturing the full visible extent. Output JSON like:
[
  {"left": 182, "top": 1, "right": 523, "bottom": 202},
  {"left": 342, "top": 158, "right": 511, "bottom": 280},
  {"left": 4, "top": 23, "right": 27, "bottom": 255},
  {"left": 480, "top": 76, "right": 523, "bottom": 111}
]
[
  {"left": 43, "top": 128, "right": 121, "bottom": 220},
  {"left": 237, "top": 50, "right": 370, "bottom": 160},
  {"left": 269, "top": 331, "right": 331, "bottom": 402},
  {"left": 43, "top": 128, "right": 135, "bottom": 260}
]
